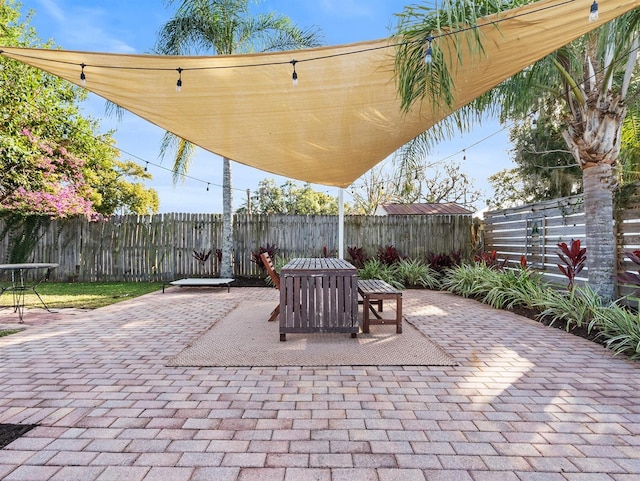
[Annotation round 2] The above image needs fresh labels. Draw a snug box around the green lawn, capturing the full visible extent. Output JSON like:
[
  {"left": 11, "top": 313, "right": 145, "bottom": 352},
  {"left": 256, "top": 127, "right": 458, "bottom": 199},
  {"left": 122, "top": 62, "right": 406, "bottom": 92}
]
[{"left": 0, "top": 282, "right": 164, "bottom": 310}]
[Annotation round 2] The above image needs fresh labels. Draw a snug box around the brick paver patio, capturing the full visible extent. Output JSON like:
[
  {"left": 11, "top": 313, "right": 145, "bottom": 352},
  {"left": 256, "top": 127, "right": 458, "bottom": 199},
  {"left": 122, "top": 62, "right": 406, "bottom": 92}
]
[{"left": 0, "top": 286, "right": 639, "bottom": 480}]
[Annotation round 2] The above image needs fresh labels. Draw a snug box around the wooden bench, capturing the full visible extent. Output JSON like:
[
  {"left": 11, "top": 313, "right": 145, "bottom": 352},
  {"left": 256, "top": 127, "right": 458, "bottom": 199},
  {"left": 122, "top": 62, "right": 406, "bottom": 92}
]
[
  {"left": 357, "top": 279, "right": 403, "bottom": 334},
  {"left": 162, "top": 278, "right": 234, "bottom": 293}
]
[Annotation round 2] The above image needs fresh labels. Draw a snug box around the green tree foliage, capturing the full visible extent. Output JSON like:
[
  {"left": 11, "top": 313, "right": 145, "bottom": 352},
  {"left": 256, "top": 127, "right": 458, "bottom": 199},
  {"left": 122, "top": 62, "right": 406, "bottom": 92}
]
[
  {"left": 239, "top": 179, "right": 338, "bottom": 215},
  {"left": 0, "top": 0, "right": 159, "bottom": 217},
  {"left": 486, "top": 168, "right": 529, "bottom": 210},
  {"left": 490, "top": 93, "right": 640, "bottom": 210},
  {"left": 488, "top": 113, "right": 582, "bottom": 209},
  {"left": 509, "top": 114, "right": 582, "bottom": 199},
  {"left": 618, "top": 84, "right": 640, "bottom": 186}
]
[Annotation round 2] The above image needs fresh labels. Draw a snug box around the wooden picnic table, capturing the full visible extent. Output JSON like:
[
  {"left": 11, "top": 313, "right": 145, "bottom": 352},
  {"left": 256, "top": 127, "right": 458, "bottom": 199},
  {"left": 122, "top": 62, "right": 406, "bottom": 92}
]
[{"left": 279, "top": 258, "right": 359, "bottom": 341}]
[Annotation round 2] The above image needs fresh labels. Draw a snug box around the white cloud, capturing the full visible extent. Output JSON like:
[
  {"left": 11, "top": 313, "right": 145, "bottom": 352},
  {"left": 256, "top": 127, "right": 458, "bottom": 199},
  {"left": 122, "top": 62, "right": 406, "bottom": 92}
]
[
  {"left": 36, "top": 0, "right": 65, "bottom": 22},
  {"left": 33, "top": 2, "right": 138, "bottom": 53}
]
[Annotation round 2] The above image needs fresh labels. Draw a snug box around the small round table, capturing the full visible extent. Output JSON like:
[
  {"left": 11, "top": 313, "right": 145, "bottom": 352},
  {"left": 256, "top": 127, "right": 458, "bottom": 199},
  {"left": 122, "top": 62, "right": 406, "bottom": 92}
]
[{"left": 0, "top": 263, "right": 59, "bottom": 323}]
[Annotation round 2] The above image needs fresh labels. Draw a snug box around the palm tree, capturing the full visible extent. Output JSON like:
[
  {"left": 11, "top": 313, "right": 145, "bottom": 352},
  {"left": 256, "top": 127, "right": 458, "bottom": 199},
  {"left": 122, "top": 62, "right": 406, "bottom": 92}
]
[
  {"left": 393, "top": 0, "right": 640, "bottom": 300},
  {"left": 155, "top": 0, "right": 321, "bottom": 278}
]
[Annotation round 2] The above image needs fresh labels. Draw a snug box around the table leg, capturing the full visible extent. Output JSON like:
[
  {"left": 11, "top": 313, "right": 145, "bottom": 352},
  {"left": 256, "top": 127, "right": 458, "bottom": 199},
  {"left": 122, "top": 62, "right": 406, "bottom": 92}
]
[
  {"left": 31, "top": 288, "right": 52, "bottom": 312},
  {"left": 10, "top": 271, "right": 26, "bottom": 323}
]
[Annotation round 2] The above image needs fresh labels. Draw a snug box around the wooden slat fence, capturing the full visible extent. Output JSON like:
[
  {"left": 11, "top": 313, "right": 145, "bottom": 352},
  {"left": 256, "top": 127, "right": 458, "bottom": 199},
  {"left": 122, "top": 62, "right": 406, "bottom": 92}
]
[
  {"left": 483, "top": 190, "right": 640, "bottom": 297},
  {"left": 0, "top": 213, "right": 473, "bottom": 282},
  {"left": 483, "top": 195, "right": 586, "bottom": 287}
]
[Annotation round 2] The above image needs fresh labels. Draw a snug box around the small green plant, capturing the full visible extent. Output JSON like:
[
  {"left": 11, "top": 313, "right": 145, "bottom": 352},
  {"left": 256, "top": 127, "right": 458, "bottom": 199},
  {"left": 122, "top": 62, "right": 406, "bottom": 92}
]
[
  {"left": 556, "top": 239, "right": 586, "bottom": 291},
  {"left": 358, "top": 259, "right": 403, "bottom": 289},
  {"left": 395, "top": 258, "right": 440, "bottom": 289},
  {"left": 262, "top": 254, "right": 295, "bottom": 287}
]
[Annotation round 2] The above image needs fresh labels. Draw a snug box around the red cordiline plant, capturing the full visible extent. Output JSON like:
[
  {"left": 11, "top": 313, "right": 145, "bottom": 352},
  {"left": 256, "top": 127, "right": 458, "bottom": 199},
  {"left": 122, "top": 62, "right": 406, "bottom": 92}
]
[
  {"left": 347, "top": 246, "right": 369, "bottom": 268},
  {"left": 473, "top": 250, "right": 507, "bottom": 270},
  {"left": 377, "top": 245, "right": 405, "bottom": 265},
  {"left": 192, "top": 249, "right": 212, "bottom": 274},
  {"left": 556, "top": 239, "right": 586, "bottom": 291},
  {"left": 251, "top": 243, "right": 278, "bottom": 271},
  {"left": 618, "top": 250, "right": 640, "bottom": 287},
  {"left": 426, "top": 250, "right": 462, "bottom": 273}
]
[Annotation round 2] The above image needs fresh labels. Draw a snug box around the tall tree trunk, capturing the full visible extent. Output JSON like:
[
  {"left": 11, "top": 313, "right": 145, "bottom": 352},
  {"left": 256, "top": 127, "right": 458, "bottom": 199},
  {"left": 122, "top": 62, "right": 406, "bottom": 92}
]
[
  {"left": 563, "top": 88, "right": 625, "bottom": 302},
  {"left": 220, "top": 157, "right": 234, "bottom": 278},
  {"left": 582, "top": 163, "right": 616, "bottom": 301}
]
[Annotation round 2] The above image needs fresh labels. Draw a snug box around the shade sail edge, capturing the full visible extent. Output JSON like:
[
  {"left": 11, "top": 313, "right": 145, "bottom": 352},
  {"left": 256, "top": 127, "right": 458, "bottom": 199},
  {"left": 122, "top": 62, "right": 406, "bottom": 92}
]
[{"left": 1, "top": 0, "right": 638, "bottom": 187}]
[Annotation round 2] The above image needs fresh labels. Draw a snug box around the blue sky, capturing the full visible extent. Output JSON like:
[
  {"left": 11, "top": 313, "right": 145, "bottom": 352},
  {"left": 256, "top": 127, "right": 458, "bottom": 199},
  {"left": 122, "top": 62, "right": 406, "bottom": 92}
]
[{"left": 18, "top": 0, "right": 513, "bottom": 213}]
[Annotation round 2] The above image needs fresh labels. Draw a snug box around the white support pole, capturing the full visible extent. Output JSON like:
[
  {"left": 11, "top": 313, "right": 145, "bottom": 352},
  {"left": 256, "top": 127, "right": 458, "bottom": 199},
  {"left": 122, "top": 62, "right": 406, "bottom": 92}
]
[{"left": 338, "top": 188, "right": 344, "bottom": 259}]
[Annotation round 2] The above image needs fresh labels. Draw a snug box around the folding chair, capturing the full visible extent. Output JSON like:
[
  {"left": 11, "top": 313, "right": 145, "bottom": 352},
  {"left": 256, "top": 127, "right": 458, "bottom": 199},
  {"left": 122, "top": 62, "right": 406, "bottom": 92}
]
[{"left": 260, "top": 252, "right": 280, "bottom": 322}]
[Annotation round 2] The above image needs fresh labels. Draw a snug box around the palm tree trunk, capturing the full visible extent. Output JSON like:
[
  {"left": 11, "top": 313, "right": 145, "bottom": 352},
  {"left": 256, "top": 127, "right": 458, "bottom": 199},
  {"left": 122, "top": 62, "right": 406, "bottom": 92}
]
[
  {"left": 220, "top": 157, "right": 234, "bottom": 278},
  {"left": 583, "top": 163, "right": 616, "bottom": 301}
]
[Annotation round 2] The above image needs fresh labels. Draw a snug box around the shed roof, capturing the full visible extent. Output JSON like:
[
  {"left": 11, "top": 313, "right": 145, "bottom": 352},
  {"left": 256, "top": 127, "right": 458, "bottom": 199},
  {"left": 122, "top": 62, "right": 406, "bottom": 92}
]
[{"left": 379, "top": 203, "right": 473, "bottom": 216}]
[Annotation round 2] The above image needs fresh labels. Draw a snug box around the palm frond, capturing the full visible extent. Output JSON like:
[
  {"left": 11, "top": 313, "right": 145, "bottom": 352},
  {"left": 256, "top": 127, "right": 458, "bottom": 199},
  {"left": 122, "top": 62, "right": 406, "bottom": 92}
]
[
  {"left": 393, "top": 0, "right": 529, "bottom": 114},
  {"left": 104, "top": 101, "right": 126, "bottom": 122}
]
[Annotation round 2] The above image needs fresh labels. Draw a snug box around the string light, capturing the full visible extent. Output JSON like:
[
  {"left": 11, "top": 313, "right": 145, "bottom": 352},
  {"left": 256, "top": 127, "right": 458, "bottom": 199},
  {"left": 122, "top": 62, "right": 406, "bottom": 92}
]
[
  {"left": 290, "top": 60, "right": 298, "bottom": 86},
  {"left": 176, "top": 67, "right": 183, "bottom": 92},
  {"left": 1, "top": 0, "right": 590, "bottom": 91},
  {"left": 589, "top": 1, "right": 599, "bottom": 22},
  {"left": 424, "top": 36, "right": 434, "bottom": 64},
  {"left": 144, "top": 161, "right": 148, "bottom": 172},
  {"left": 1, "top": 0, "right": 626, "bottom": 207}
]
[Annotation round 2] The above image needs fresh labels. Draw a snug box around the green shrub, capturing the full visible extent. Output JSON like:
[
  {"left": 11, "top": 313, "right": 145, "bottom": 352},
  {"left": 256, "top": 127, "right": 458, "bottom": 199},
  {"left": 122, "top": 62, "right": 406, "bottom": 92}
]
[
  {"left": 589, "top": 302, "right": 640, "bottom": 360},
  {"left": 482, "top": 267, "right": 547, "bottom": 310},
  {"left": 358, "top": 259, "right": 404, "bottom": 289},
  {"left": 441, "top": 263, "right": 500, "bottom": 298},
  {"left": 395, "top": 258, "right": 440, "bottom": 289},
  {"left": 534, "top": 284, "right": 603, "bottom": 331}
]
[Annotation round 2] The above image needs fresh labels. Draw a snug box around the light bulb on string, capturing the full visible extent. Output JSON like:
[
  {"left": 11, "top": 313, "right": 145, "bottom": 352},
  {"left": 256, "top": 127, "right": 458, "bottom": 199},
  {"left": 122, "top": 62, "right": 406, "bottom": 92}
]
[
  {"left": 290, "top": 60, "right": 298, "bottom": 86},
  {"left": 424, "top": 36, "right": 434, "bottom": 64},
  {"left": 589, "top": 1, "right": 598, "bottom": 22},
  {"left": 176, "top": 67, "right": 183, "bottom": 92},
  {"left": 206, "top": 183, "right": 210, "bottom": 192},
  {"left": 80, "top": 63, "right": 86, "bottom": 85},
  {"left": 144, "top": 162, "right": 148, "bottom": 172},
  {"left": 462, "top": 149, "right": 466, "bottom": 161}
]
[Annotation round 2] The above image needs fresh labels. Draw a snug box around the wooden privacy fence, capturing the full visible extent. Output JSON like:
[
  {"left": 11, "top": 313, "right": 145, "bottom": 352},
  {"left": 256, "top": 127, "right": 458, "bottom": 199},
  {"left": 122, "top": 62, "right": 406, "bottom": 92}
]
[
  {"left": 483, "top": 192, "right": 640, "bottom": 296},
  {"left": 0, "top": 213, "right": 473, "bottom": 282}
]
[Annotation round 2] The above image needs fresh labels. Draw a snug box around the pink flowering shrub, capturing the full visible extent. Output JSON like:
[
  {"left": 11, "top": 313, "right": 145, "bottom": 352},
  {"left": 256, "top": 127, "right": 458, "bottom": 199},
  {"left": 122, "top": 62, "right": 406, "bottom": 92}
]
[{"left": 0, "top": 129, "right": 96, "bottom": 219}]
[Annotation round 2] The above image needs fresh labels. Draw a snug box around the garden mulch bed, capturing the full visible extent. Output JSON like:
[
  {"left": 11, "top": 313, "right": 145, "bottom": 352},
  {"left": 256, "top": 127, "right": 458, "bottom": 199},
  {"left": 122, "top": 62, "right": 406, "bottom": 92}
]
[
  {"left": 0, "top": 424, "right": 37, "bottom": 449},
  {"left": 508, "top": 305, "right": 603, "bottom": 345}
]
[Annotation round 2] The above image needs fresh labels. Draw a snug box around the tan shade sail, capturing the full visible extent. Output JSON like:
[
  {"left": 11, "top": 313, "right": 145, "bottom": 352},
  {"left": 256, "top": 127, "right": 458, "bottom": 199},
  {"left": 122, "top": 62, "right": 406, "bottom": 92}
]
[{"left": 1, "top": 0, "right": 638, "bottom": 187}]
